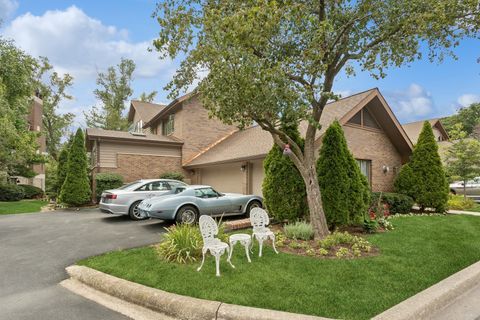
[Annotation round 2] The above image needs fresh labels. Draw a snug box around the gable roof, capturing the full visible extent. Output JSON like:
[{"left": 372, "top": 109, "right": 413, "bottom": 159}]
[
  {"left": 85, "top": 128, "right": 182, "bottom": 150},
  {"left": 127, "top": 100, "right": 166, "bottom": 123},
  {"left": 184, "top": 88, "right": 412, "bottom": 167},
  {"left": 402, "top": 118, "right": 449, "bottom": 144},
  {"left": 143, "top": 92, "right": 195, "bottom": 128}
]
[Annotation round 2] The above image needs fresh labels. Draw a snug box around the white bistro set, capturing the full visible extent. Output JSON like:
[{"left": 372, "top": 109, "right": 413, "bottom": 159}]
[{"left": 197, "top": 207, "right": 278, "bottom": 277}]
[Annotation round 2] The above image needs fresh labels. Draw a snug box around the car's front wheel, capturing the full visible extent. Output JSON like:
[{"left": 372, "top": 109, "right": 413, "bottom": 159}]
[
  {"left": 128, "top": 200, "right": 146, "bottom": 221},
  {"left": 175, "top": 205, "right": 198, "bottom": 225},
  {"left": 246, "top": 200, "right": 262, "bottom": 217}
]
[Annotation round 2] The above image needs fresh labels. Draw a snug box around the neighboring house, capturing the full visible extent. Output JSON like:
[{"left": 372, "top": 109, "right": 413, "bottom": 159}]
[
  {"left": 402, "top": 118, "right": 451, "bottom": 162},
  {"left": 86, "top": 88, "right": 414, "bottom": 199},
  {"left": 402, "top": 118, "right": 449, "bottom": 145},
  {"left": 15, "top": 94, "right": 47, "bottom": 190}
]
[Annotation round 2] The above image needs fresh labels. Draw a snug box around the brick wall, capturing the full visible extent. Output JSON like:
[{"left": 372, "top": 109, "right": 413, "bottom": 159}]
[
  {"left": 343, "top": 124, "right": 403, "bottom": 192},
  {"left": 178, "top": 96, "right": 237, "bottom": 163},
  {"left": 100, "top": 154, "right": 185, "bottom": 182}
]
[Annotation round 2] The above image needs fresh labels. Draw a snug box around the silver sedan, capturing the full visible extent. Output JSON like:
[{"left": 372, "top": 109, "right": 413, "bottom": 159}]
[
  {"left": 99, "top": 179, "right": 187, "bottom": 220},
  {"left": 138, "top": 185, "right": 263, "bottom": 224}
]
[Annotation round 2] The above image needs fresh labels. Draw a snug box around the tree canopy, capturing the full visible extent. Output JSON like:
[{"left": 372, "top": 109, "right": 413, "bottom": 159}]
[
  {"left": 443, "top": 103, "right": 480, "bottom": 138},
  {"left": 153, "top": 0, "right": 480, "bottom": 238},
  {"left": 84, "top": 58, "right": 135, "bottom": 131}
]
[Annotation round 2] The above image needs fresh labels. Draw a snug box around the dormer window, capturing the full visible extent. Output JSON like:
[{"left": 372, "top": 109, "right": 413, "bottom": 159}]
[{"left": 163, "top": 114, "right": 175, "bottom": 135}]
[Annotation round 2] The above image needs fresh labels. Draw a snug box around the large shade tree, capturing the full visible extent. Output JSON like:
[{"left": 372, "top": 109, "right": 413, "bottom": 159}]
[{"left": 153, "top": 0, "right": 480, "bottom": 238}]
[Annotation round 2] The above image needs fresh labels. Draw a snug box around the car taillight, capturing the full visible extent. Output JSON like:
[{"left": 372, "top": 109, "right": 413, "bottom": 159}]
[{"left": 106, "top": 194, "right": 117, "bottom": 199}]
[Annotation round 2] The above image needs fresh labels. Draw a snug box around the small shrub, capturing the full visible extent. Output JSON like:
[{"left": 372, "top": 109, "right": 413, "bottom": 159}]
[
  {"left": 335, "top": 247, "right": 350, "bottom": 258},
  {"left": 18, "top": 184, "right": 44, "bottom": 199},
  {"left": 156, "top": 224, "right": 202, "bottom": 264},
  {"left": 159, "top": 172, "right": 185, "bottom": 182},
  {"left": 274, "top": 231, "right": 287, "bottom": 247},
  {"left": 0, "top": 184, "right": 25, "bottom": 201},
  {"left": 363, "top": 218, "right": 379, "bottom": 233},
  {"left": 95, "top": 173, "right": 124, "bottom": 200},
  {"left": 448, "top": 194, "right": 475, "bottom": 210},
  {"left": 284, "top": 221, "right": 314, "bottom": 240},
  {"left": 371, "top": 192, "right": 414, "bottom": 215},
  {"left": 318, "top": 248, "right": 329, "bottom": 256}
]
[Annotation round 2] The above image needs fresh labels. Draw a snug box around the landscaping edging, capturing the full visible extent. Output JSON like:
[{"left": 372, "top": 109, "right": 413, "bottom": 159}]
[
  {"left": 64, "top": 265, "right": 333, "bottom": 320},
  {"left": 372, "top": 260, "right": 480, "bottom": 320}
]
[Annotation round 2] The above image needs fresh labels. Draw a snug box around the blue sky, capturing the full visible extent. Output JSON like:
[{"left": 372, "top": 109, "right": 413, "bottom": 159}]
[{"left": 1, "top": 0, "right": 479, "bottom": 127}]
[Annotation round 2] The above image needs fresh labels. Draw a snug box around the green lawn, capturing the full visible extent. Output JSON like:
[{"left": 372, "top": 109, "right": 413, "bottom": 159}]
[
  {"left": 79, "top": 215, "right": 480, "bottom": 320},
  {"left": 467, "top": 203, "right": 480, "bottom": 212},
  {"left": 0, "top": 200, "right": 47, "bottom": 215}
]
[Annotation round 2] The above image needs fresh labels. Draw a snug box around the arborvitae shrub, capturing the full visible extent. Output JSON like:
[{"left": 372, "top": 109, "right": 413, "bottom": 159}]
[{"left": 59, "top": 129, "right": 91, "bottom": 206}]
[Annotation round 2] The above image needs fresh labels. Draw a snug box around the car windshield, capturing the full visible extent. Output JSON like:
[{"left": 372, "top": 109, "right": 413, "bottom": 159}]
[{"left": 117, "top": 181, "right": 142, "bottom": 190}]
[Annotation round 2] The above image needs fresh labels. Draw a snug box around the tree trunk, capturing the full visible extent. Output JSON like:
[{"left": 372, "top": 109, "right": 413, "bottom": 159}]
[{"left": 300, "top": 162, "right": 330, "bottom": 239}]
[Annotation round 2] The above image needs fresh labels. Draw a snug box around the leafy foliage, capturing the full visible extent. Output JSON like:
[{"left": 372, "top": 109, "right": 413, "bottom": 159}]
[
  {"left": 263, "top": 119, "right": 307, "bottom": 221},
  {"left": 59, "top": 129, "right": 91, "bottom": 206},
  {"left": 153, "top": 0, "right": 480, "bottom": 238},
  {"left": 284, "top": 221, "right": 314, "bottom": 240},
  {"left": 0, "top": 38, "right": 43, "bottom": 177},
  {"left": 18, "top": 184, "right": 44, "bottom": 199},
  {"left": 371, "top": 192, "right": 414, "bottom": 215},
  {"left": 317, "top": 121, "right": 369, "bottom": 228},
  {"left": 138, "top": 91, "right": 158, "bottom": 103},
  {"left": 394, "top": 163, "right": 416, "bottom": 199},
  {"left": 159, "top": 172, "right": 185, "bottom": 182},
  {"left": 84, "top": 58, "right": 135, "bottom": 130},
  {"left": 447, "top": 194, "right": 475, "bottom": 211},
  {"left": 443, "top": 103, "right": 480, "bottom": 138},
  {"left": 0, "top": 184, "right": 25, "bottom": 201},
  {"left": 95, "top": 173, "right": 124, "bottom": 200},
  {"left": 55, "top": 144, "right": 69, "bottom": 197},
  {"left": 156, "top": 224, "right": 202, "bottom": 264},
  {"left": 445, "top": 124, "right": 480, "bottom": 198},
  {"left": 45, "top": 158, "right": 58, "bottom": 198}
]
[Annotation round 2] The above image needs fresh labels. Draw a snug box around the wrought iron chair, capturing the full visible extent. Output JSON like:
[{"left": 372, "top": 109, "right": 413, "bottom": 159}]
[
  {"left": 197, "top": 215, "right": 234, "bottom": 276},
  {"left": 249, "top": 208, "right": 279, "bottom": 257}
]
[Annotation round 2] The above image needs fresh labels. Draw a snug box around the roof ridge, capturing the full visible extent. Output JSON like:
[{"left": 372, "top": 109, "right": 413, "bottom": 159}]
[
  {"left": 326, "top": 87, "right": 378, "bottom": 105},
  {"left": 183, "top": 129, "right": 239, "bottom": 165}
]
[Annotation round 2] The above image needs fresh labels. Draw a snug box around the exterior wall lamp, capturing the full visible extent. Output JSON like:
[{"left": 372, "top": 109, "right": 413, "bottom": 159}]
[
  {"left": 240, "top": 165, "right": 246, "bottom": 172},
  {"left": 382, "top": 165, "right": 390, "bottom": 174}
]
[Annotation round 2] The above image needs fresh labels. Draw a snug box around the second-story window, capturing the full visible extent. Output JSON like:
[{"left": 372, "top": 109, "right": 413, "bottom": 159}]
[{"left": 163, "top": 114, "right": 175, "bottom": 135}]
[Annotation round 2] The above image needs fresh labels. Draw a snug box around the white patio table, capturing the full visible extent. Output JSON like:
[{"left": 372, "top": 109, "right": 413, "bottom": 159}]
[{"left": 227, "top": 233, "right": 252, "bottom": 266}]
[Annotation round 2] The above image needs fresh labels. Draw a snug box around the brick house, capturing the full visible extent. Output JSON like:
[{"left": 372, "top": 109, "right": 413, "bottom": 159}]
[
  {"left": 85, "top": 88, "right": 415, "bottom": 199},
  {"left": 15, "top": 94, "right": 47, "bottom": 190}
]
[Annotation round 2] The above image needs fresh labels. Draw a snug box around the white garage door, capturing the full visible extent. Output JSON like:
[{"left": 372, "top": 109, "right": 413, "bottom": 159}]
[
  {"left": 251, "top": 160, "right": 265, "bottom": 197},
  {"left": 200, "top": 163, "right": 243, "bottom": 194}
]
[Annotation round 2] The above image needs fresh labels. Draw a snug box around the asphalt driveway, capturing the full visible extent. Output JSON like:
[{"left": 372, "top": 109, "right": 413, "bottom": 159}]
[{"left": 0, "top": 209, "right": 168, "bottom": 320}]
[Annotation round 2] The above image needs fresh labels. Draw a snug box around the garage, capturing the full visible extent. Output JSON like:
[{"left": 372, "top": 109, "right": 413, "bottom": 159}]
[{"left": 199, "top": 162, "right": 244, "bottom": 194}]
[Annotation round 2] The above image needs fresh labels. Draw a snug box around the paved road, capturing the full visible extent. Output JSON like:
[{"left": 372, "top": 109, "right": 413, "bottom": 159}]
[{"left": 0, "top": 209, "right": 168, "bottom": 320}]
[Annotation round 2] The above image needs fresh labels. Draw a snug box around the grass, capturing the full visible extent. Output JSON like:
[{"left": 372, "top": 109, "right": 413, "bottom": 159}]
[
  {"left": 79, "top": 215, "right": 480, "bottom": 320},
  {"left": 0, "top": 200, "right": 48, "bottom": 215},
  {"left": 466, "top": 203, "right": 480, "bottom": 212}
]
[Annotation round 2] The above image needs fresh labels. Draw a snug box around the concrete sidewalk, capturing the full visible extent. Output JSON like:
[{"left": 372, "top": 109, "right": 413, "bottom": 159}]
[
  {"left": 429, "top": 283, "right": 480, "bottom": 320},
  {"left": 448, "top": 210, "right": 480, "bottom": 216}
]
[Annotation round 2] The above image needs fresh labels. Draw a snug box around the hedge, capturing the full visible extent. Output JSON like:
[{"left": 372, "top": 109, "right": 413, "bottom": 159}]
[
  {"left": 371, "top": 192, "right": 414, "bottom": 215},
  {"left": 159, "top": 172, "right": 185, "bottom": 182},
  {"left": 18, "top": 184, "right": 44, "bottom": 199},
  {"left": 0, "top": 184, "right": 25, "bottom": 201},
  {"left": 95, "top": 173, "right": 124, "bottom": 200}
]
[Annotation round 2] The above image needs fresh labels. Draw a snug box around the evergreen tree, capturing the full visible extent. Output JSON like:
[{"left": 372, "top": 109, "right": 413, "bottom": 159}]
[
  {"left": 394, "top": 163, "right": 416, "bottom": 199},
  {"left": 317, "top": 121, "right": 369, "bottom": 228},
  {"left": 59, "top": 129, "right": 91, "bottom": 206},
  {"left": 56, "top": 146, "right": 69, "bottom": 195},
  {"left": 408, "top": 121, "right": 448, "bottom": 212},
  {"left": 262, "top": 120, "right": 307, "bottom": 221}
]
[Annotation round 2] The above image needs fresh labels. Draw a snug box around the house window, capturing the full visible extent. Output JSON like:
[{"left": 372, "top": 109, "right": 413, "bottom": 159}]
[
  {"left": 347, "top": 108, "right": 380, "bottom": 129},
  {"left": 162, "top": 114, "right": 175, "bottom": 135},
  {"left": 356, "top": 159, "right": 372, "bottom": 184}
]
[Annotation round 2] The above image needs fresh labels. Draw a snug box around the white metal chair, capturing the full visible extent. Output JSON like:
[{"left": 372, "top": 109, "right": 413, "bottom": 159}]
[
  {"left": 197, "top": 215, "right": 234, "bottom": 276},
  {"left": 250, "top": 208, "right": 279, "bottom": 257}
]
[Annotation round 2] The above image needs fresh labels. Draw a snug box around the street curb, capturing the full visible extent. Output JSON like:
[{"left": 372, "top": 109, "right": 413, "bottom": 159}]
[
  {"left": 65, "top": 265, "right": 333, "bottom": 320},
  {"left": 372, "top": 260, "right": 480, "bottom": 320}
]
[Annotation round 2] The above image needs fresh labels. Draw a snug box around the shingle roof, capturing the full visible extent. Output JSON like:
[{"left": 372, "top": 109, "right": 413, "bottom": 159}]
[
  {"left": 143, "top": 92, "right": 195, "bottom": 128},
  {"left": 402, "top": 118, "right": 442, "bottom": 144},
  {"left": 128, "top": 100, "right": 166, "bottom": 123},
  {"left": 184, "top": 89, "right": 376, "bottom": 167},
  {"left": 85, "top": 128, "right": 182, "bottom": 150}
]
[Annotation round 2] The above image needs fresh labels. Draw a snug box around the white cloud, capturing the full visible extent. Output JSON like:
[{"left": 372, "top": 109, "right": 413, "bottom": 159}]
[
  {"left": 388, "top": 84, "right": 434, "bottom": 121},
  {"left": 2, "top": 6, "right": 173, "bottom": 80},
  {"left": 457, "top": 94, "right": 480, "bottom": 108},
  {"left": 0, "top": 0, "right": 18, "bottom": 22}
]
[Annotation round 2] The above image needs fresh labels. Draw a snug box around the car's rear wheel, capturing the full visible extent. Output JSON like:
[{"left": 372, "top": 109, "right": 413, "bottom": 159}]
[
  {"left": 129, "top": 200, "right": 146, "bottom": 221},
  {"left": 175, "top": 205, "right": 198, "bottom": 225},
  {"left": 246, "top": 200, "right": 262, "bottom": 217}
]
